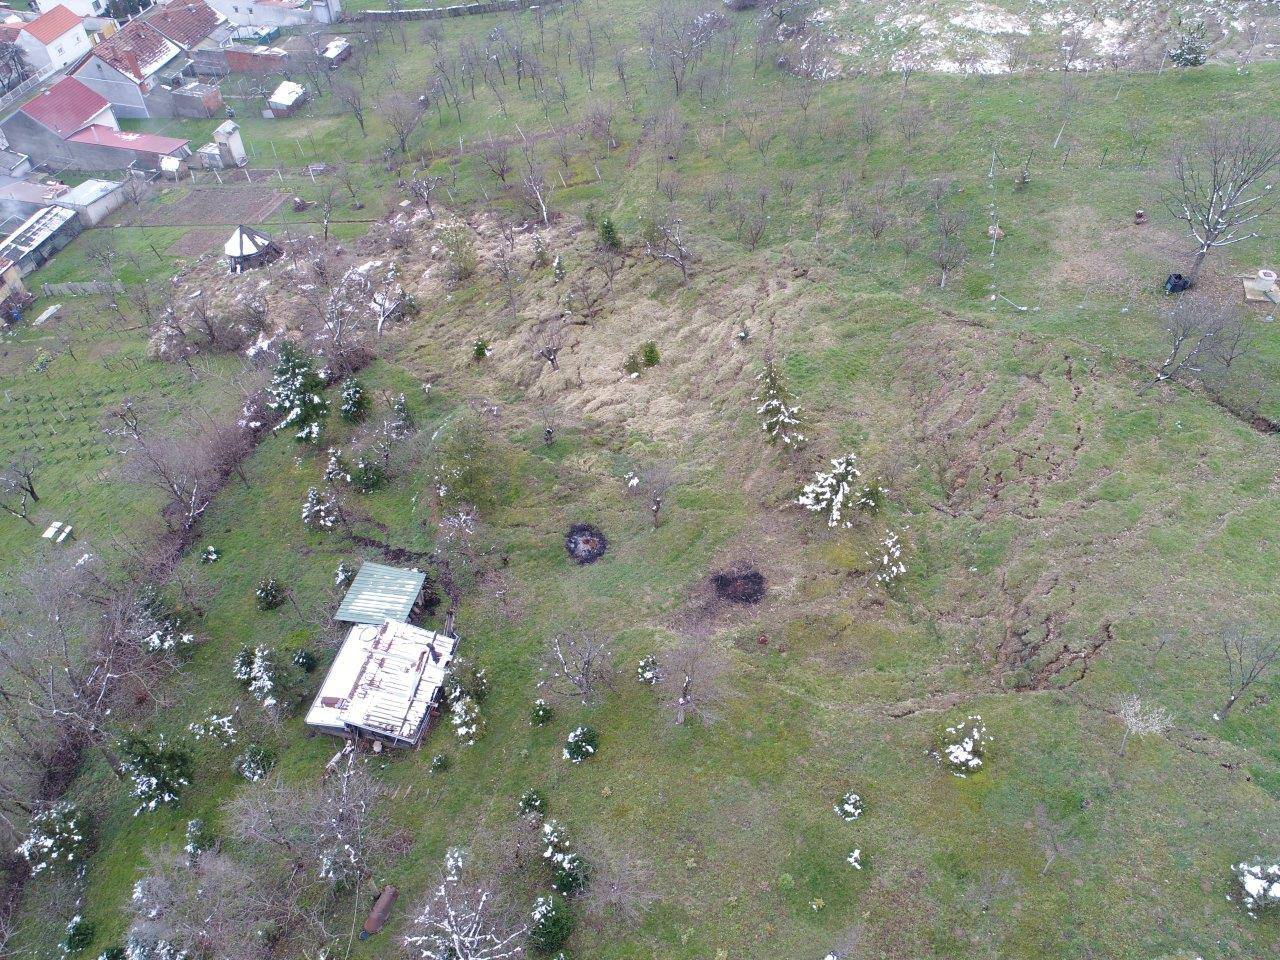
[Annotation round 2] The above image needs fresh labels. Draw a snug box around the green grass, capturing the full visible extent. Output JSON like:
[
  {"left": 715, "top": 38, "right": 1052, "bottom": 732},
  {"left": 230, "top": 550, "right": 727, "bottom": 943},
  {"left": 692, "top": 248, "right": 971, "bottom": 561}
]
[{"left": 6, "top": 3, "right": 1280, "bottom": 958}]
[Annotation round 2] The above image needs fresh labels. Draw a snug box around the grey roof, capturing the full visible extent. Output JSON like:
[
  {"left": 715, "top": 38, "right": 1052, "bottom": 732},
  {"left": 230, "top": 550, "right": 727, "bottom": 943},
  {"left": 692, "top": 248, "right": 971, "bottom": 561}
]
[
  {"left": 60, "top": 178, "right": 121, "bottom": 205},
  {"left": 335, "top": 561, "right": 426, "bottom": 625}
]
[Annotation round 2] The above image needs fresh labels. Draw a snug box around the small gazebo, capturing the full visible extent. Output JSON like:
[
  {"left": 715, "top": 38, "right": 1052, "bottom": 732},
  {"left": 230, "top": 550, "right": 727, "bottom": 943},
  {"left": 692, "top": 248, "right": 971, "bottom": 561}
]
[{"left": 224, "top": 225, "right": 281, "bottom": 274}]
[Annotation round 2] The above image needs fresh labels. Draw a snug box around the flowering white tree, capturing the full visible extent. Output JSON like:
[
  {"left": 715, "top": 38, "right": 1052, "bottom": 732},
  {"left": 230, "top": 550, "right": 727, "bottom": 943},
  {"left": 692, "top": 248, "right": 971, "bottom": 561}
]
[
  {"left": 403, "top": 850, "right": 527, "bottom": 960},
  {"left": 799, "top": 455, "right": 879, "bottom": 528},
  {"left": 1114, "top": 695, "right": 1173, "bottom": 755},
  {"left": 754, "top": 358, "right": 806, "bottom": 448},
  {"left": 871, "top": 530, "right": 907, "bottom": 589},
  {"left": 937, "top": 716, "right": 991, "bottom": 777}
]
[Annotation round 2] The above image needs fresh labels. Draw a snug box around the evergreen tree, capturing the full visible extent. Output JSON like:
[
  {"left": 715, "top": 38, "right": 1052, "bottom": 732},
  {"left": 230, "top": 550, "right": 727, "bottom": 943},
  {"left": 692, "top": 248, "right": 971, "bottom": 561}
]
[
  {"left": 598, "top": 216, "right": 621, "bottom": 250},
  {"left": 266, "top": 344, "right": 329, "bottom": 443},
  {"left": 1168, "top": 21, "right": 1209, "bottom": 67},
  {"left": 754, "top": 357, "right": 807, "bottom": 448}
]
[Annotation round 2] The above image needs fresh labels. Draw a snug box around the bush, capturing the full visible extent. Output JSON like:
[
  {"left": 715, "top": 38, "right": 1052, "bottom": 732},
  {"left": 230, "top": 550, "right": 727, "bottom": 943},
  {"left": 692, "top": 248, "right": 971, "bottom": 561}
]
[
  {"left": 640, "top": 341, "right": 660, "bottom": 367},
  {"left": 301, "top": 486, "right": 339, "bottom": 530},
  {"left": 622, "top": 353, "right": 642, "bottom": 377},
  {"left": 184, "top": 818, "right": 213, "bottom": 865},
  {"left": 63, "top": 915, "right": 95, "bottom": 953},
  {"left": 339, "top": 377, "right": 368, "bottom": 423},
  {"left": 598, "top": 216, "right": 621, "bottom": 250},
  {"left": 349, "top": 455, "right": 386, "bottom": 494},
  {"left": 255, "top": 577, "right": 286, "bottom": 610},
  {"left": 530, "top": 698, "right": 554, "bottom": 726},
  {"left": 541, "top": 820, "right": 589, "bottom": 895},
  {"left": 937, "top": 716, "right": 991, "bottom": 777},
  {"left": 234, "top": 744, "right": 275, "bottom": 782},
  {"left": 518, "top": 788, "right": 547, "bottom": 818},
  {"left": 120, "top": 734, "right": 193, "bottom": 815},
  {"left": 234, "top": 645, "right": 279, "bottom": 714},
  {"left": 563, "top": 726, "right": 598, "bottom": 764},
  {"left": 15, "top": 801, "right": 89, "bottom": 877},
  {"left": 754, "top": 358, "right": 806, "bottom": 449},
  {"left": 834, "top": 790, "right": 864, "bottom": 822},
  {"left": 199, "top": 545, "right": 220, "bottom": 564},
  {"left": 870, "top": 530, "right": 906, "bottom": 589},
  {"left": 429, "top": 753, "right": 451, "bottom": 774},
  {"left": 473, "top": 338, "right": 491, "bottom": 361},
  {"left": 1233, "top": 860, "right": 1280, "bottom": 916},
  {"left": 553, "top": 254, "right": 566, "bottom": 283},
  {"left": 529, "top": 895, "right": 574, "bottom": 953},
  {"left": 439, "top": 224, "right": 477, "bottom": 285},
  {"left": 292, "top": 649, "right": 317, "bottom": 672},
  {"left": 636, "top": 656, "right": 660, "bottom": 685}
]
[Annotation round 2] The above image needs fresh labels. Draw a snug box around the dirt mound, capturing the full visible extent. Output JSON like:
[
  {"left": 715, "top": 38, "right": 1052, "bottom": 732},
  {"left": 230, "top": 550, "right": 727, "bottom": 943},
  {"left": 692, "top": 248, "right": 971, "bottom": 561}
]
[
  {"left": 565, "top": 523, "right": 607, "bottom": 564},
  {"left": 711, "top": 568, "right": 766, "bottom": 604}
]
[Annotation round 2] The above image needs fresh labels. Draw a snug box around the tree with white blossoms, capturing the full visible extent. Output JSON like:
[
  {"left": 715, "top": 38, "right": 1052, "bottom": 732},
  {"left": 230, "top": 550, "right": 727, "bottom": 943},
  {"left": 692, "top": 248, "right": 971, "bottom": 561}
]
[
  {"left": 403, "top": 848, "right": 527, "bottom": 960},
  {"left": 834, "top": 791, "right": 863, "bottom": 822},
  {"left": 871, "top": 530, "right": 907, "bottom": 589},
  {"left": 15, "top": 801, "right": 89, "bottom": 877},
  {"left": 450, "top": 692, "right": 482, "bottom": 745},
  {"left": 937, "top": 716, "right": 991, "bottom": 777},
  {"left": 265, "top": 343, "right": 329, "bottom": 444},
  {"left": 1114, "top": 694, "right": 1173, "bottom": 755},
  {"left": 754, "top": 357, "right": 806, "bottom": 449},
  {"left": 301, "top": 485, "right": 340, "bottom": 531},
  {"left": 563, "top": 725, "right": 598, "bottom": 764},
  {"left": 798, "top": 455, "right": 880, "bottom": 529},
  {"left": 1233, "top": 860, "right": 1280, "bottom": 916}
]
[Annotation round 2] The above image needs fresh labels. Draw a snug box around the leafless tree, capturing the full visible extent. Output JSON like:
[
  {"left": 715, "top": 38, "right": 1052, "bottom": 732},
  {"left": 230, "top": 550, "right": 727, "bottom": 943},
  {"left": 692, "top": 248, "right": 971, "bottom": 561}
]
[
  {"left": 333, "top": 80, "right": 367, "bottom": 136},
  {"left": 128, "top": 850, "right": 269, "bottom": 960},
  {"left": 537, "top": 319, "right": 565, "bottom": 370},
  {"left": 541, "top": 630, "right": 615, "bottom": 705},
  {"left": 479, "top": 134, "right": 512, "bottom": 183},
  {"left": 0, "top": 450, "right": 40, "bottom": 525},
  {"left": 408, "top": 169, "right": 444, "bottom": 218},
  {"left": 1163, "top": 119, "right": 1280, "bottom": 284},
  {"left": 1151, "top": 296, "right": 1249, "bottom": 387},
  {"left": 643, "top": 216, "right": 692, "bottom": 281},
  {"left": 404, "top": 851, "right": 526, "bottom": 960},
  {"left": 633, "top": 463, "right": 676, "bottom": 528},
  {"left": 519, "top": 161, "right": 553, "bottom": 226},
  {"left": 1217, "top": 626, "right": 1280, "bottom": 719},
  {"left": 381, "top": 90, "right": 424, "bottom": 154},
  {"left": 661, "top": 641, "right": 728, "bottom": 725}
]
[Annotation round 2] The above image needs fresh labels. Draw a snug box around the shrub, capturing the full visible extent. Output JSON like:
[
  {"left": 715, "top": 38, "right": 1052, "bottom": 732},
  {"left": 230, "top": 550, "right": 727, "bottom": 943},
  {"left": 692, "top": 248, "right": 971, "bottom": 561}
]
[
  {"left": 234, "top": 744, "right": 275, "bottom": 782},
  {"left": 292, "top": 649, "right": 317, "bottom": 672},
  {"left": 255, "top": 577, "right": 286, "bottom": 610},
  {"left": 563, "top": 726, "right": 598, "bottom": 764},
  {"left": 598, "top": 216, "right": 620, "bottom": 250},
  {"left": 871, "top": 530, "right": 906, "bottom": 589},
  {"left": 339, "top": 377, "right": 368, "bottom": 423},
  {"left": 439, "top": 223, "right": 477, "bottom": 284},
  {"left": 15, "top": 801, "right": 89, "bottom": 877},
  {"left": 846, "top": 848, "right": 864, "bottom": 871},
  {"left": 533, "top": 234, "right": 550, "bottom": 268},
  {"left": 529, "top": 895, "right": 574, "bottom": 953},
  {"left": 266, "top": 343, "right": 329, "bottom": 444},
  {"left": 120, "top": 735, "right": 193, "bottom": 815},
  {"left": 429, "top": 753, "right": 451, "bottom": 774},
  {"left": 1168, "top": 21, "right": 1209, "bottom": 67},
  {"left": 450, "top": 692, "right": 481, "bottom": 745},
  {"left": 473, "top": 338, "right": 491, "bottom": 361},
  {"left": 641, "top": 341, "right": 660, "bottom": 367},
  {"left": 1233, "top": 860, "right": 1280, "bottom": 916},
  {"left": 636, "top": 655, "right": 661, "bottom": 686},
  {"left": 937, "top": 716, "right": 991, "bottom": 777},
  {"left": 834, "top": 791, "right": 864, "bottom": 822},
  {"left": 541, "top": 820, "right": 589, "bottom": 895},
  {"left": 622, "top": 353, "right": 642, "bottom": 378},
  {"left": 349, "top": 455, "right": 386, "bottom": 493},
  {"left": 530, "top": 698, "right": 554, "bottom": 726},
  {"left": 184, "top": 818, "right": 213, "bottom": 865},
  {"left": 234, "top": 645, "right": 279, "bottom": 714},
  {"left": 63, "top": 915, "right": 95, "bottom": 954},
  {"left": 553, "top": 254, "right": 566, "bottom": 283},
  {"left": 199, "top": 545, "right": 220, "bottom": 564},
  {"left": 335, "top": 561, "right": 356, "bottom": 589},
  {"left": 518, "top": 788, "right": 547, "bottom": 819},
  {"left": 301, "top": 486, "right": 339, "bottom": 530}
]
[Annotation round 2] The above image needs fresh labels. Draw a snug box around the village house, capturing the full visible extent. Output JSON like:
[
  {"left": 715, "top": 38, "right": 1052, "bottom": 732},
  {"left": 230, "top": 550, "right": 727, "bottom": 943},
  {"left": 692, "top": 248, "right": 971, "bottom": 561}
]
[
  {"left": 205, "top": 0, "right": 341, "bottom": 29},
  {"left": 143, "top": 0, "right": 232, "bottom": 54},
  {"left": 73, "top": 17, "right": 223, "bottom": 118},
  {"left": 305, "top": 619, "right": 456, "bottom": 748},
  {"left": 32, "top": 0, "right": 111, "bottom": 19},
  {"left": 0, "top": 204, "right": 81, "bottom": 275},
  {"left": 0, "top": 76, "right": 191, "bottom": 170},
  {"left": 13, "top": 5, "right": 91, "bottom": 73}
]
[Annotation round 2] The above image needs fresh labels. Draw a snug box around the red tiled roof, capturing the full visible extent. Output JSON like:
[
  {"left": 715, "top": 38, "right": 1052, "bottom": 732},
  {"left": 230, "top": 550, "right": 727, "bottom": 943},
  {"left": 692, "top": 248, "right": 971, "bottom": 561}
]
[
  {"left": 22, "top": 5, "right": 82, "bottom": 46},
  {"left": 90, "top": 20, "right": 177, "bottom": 81},
  {"left": 0, "top": 23, "right": 23, "bottom": 43},
  {"left": 19, "top": 77, "right": 109, "bottom": 139},
  {"left": 68, "top": 124, "right": 188, "bottom": 156},
  {"left": 146, "top": 0, "right": 222, "bottom": 50}
]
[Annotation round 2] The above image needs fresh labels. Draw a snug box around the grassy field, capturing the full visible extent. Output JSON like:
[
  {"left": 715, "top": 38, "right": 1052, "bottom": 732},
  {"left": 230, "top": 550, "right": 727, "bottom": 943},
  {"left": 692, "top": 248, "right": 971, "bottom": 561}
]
[{"left": 3, "top": 1, "right": 1280, "bottom": 958}]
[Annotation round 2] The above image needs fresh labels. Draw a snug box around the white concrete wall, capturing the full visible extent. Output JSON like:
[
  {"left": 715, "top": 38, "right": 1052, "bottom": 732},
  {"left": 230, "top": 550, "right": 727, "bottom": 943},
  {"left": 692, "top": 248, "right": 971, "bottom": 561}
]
[
  {"left": 19, "top": 25, "right": 92, "bottom": 72},
  {"left": 34, "top": 0, "right": 107, "bottom": 18}
]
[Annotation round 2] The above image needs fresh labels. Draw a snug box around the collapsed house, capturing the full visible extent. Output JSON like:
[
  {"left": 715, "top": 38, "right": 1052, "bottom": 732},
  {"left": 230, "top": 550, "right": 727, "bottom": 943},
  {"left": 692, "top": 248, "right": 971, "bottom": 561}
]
[{"left": 305, "top": 619, "right": 456, "bottom": 747}]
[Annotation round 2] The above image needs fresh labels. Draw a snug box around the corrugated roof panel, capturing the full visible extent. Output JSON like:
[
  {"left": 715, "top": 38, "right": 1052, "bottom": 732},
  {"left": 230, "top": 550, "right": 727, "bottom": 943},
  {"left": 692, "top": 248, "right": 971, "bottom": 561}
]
[{"left": 334, "top": 561, "right": 427, "bottom": 625}]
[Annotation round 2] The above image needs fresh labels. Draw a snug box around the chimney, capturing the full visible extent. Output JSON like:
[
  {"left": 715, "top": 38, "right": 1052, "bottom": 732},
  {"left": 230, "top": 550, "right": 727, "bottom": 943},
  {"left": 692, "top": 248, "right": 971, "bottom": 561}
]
[{"left": 123, "top": 49, "right": 141, "bottom": 80}]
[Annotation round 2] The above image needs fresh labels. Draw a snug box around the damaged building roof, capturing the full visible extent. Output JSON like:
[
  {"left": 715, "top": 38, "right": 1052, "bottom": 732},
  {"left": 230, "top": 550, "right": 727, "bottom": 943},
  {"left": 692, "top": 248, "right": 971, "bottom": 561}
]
[{"left": 335, "top": 561, "right": 427, "bottom": 625}]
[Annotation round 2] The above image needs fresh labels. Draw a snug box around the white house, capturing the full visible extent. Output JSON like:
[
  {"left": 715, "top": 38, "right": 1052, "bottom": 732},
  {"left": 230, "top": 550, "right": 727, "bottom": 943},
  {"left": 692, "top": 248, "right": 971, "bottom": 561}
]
[
  {"left": 32, "top": 0, "right": 109, "bottom": 18},
  {"left": 205, "top": 0, "right": 341, "bottom": 29},
  {"left": 16, "top": 5, "right": 91, "bottom": 72},
  {"left": 72, "top": 19, "right": 181, "bottom": 119}
]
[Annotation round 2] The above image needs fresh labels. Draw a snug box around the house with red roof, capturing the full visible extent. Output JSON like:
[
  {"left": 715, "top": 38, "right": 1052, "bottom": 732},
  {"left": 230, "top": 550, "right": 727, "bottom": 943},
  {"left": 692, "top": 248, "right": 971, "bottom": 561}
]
[
  {"left": 14, "top": 5, "right": 90, "bottom": 72},
  {"left": 0, "top": 75, "right": 190, "bottom": 171},
  {"left": 72, "top": 19, "right": 182, "bottom": 118},
  {"left": 143, "top": 0, "right": 229, "bottom": 52}
]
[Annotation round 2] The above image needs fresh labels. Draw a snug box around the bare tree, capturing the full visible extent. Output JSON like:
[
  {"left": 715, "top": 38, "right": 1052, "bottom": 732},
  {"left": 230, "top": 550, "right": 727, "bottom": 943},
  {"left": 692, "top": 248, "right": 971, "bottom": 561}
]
[
  {"left": 1217, "top": 626, "right": 1280, "bottom": 719},
  {"left": 643, "top": 216, "right": 692, "bottom": 281},
  {"left": 381, "top": 90, "right": 424, "bottom": 154},
  {"left": 1163, "top": 119, "right": 1280, "bottom": 284},
  {"left": 629, "top": 463, "right": 676, "bottom": 528},
  {"left": 333, "top": 80, "right": 367, "bottom": 136},
  {"left": 541, "top": 630, "right": 615, "bottom": 705},
  {"left": 661, "top": 641, "right": 728, "bottom": 725},
  {"left": 1151, "top": 297, "right": 1249, "bottom": 387},
  {"left": 479, "top": 134, "right": 512, "bottom": 183},
  {"left": 0, "top": 450, "right": 40, "bottom": 525},
  {"left": 404, "top": 851, "right": 526, "bottom": 960}
]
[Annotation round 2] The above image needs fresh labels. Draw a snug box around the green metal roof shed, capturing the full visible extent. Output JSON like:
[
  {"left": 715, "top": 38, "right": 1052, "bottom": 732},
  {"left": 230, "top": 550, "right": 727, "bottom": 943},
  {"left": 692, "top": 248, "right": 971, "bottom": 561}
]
[{"left": 335, "top": 562, "right": 427, "bottom": 625}]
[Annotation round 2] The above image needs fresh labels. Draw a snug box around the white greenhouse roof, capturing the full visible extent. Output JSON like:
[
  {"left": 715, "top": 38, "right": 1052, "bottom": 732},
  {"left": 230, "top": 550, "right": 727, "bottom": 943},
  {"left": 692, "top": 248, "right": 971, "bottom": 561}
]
[
  {"left": 269, "top": 80, "right": 305, "bottom": 107},
  {"left": 335, "top": 560, "right": 426, "bottom": 625},
  {"left": 305, "top": 620, "right": 456, "bottom": 746},
  {"left": 223, "top": 225, "right": 272, "bottom": 258}
]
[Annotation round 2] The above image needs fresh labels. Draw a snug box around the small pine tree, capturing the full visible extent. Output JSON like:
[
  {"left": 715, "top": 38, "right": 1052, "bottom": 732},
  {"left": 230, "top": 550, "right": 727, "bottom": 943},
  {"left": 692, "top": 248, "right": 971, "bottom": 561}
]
[
  {"left": 473, "top": 338, "right": 491, "bottom": 361},
  {"left": 1168, "top": 21, "right": 1209, "bottom": 67},
  {"left": 641, "top": 341, "right": 660, "bottom": 367},
  {"left": 266, "top": 344, "right": 329, "bottom": 444},
  {"left": 552, "top": 254, "right": 566, "bottom": 283},
  {"left": 339, "top": 377, "right": 367, "bottom": 423},
  {"left": 120, "top": 735, "right": 193, "bottom": 814},
  {"left": 623, "top": 353, "right": 643, "bottom": 377},
  {"left": 754, "top": 358, "right": 807, "bottom": 448},
  {"left": 529, "top": 896, "right": 574, "bottom": 953},
  {"left": 798, "top": 455, "right": 866, "bottom": 528},
  {"left": 532, "top": 234, "right": 550, "bottom": 268},
  {"left": 598, "top": 215, "right": 621, "bottom": 250}
]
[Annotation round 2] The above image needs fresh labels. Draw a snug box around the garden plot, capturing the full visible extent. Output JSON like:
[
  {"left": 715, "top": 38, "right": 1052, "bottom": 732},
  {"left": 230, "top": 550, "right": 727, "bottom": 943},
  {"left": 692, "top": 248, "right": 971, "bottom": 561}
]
[
  {"left": 118, "top": 184, "right": 285, "bottom": 229},
  {"left": 810, "top": 0, "right": 1279, "bottom": 73}
]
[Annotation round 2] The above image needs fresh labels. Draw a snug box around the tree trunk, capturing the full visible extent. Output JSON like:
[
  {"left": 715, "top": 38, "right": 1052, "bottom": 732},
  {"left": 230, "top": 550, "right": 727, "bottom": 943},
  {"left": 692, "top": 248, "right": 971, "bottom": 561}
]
[{"left": 1187, "top": 245, "right": 1210, "bottom": 284}]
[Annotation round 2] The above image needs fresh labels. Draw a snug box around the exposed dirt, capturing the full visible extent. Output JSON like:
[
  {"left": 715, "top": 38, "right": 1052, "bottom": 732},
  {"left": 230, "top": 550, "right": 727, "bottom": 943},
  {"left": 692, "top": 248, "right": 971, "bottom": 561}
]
[{"left": 711, "top": 567, "right": 766, "bottom": 604}]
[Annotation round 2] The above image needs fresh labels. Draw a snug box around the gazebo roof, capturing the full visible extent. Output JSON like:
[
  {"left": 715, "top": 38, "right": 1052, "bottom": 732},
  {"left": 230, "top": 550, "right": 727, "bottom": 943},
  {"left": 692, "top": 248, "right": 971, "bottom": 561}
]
[{"left": 224, "top": 224, "right": 274, "bottom": 259}]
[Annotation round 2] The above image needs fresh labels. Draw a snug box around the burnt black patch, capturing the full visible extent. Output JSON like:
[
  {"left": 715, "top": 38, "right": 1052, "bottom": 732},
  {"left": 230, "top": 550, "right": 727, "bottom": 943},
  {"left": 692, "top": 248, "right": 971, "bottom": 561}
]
[
  {"left": 565, "top": 523, "right": 608, "bottom": 564},
  {"left": 711, "top": 568, "right": 766, "bottom": 604}
]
